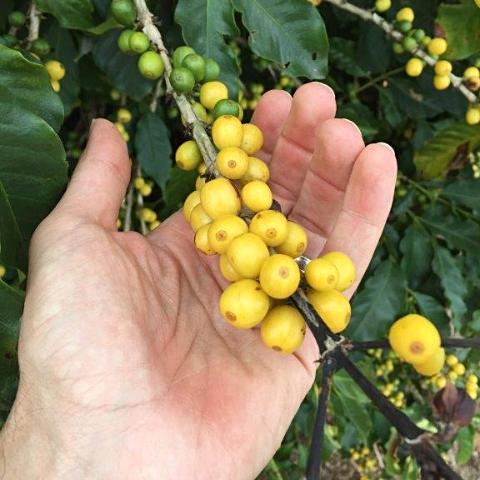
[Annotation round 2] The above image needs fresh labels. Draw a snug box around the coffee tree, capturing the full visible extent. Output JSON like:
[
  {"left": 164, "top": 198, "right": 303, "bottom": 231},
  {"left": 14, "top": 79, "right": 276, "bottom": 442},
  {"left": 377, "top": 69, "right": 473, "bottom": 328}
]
[{"left": 1, "top": 0, "right": 480, "bottom": 478}]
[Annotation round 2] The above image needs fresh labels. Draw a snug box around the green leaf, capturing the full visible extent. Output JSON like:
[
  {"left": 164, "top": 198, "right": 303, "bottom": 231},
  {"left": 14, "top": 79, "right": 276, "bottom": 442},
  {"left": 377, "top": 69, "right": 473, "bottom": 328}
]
[
  {"left": 161, "top": 166, "right": 197, "bottom": 219},
  {"left": 329, "top": 37, "right": 368, "bottom": 77},
  {"left": 86, "top": 17, "right": 121, "bottom": 36},
  {"left": 134, "top": 111, "right": 172, "bottom": 191},
  {"left": 356, "top": 22, "right": 392, "bottom": 74},
  {"left": 232, "top": 0, "right": 329, "bottom": 79},
  {"left": 432, "top": 247, "right": 467, "bottom": 327},
  {"left": 0, "top": 182, "right": 24, "bottom": 270},
  {"left": 414, "top": 122, "right": 480, "bottom": 179},
  {"left": 411, "top": 291, "right": 449, "bottom": 334},
  {"left": 337, "top": 103, "right": 378, "bottom": 141},
  {"left": 456, "top": 426, "right": 474, "bottom": 465},
  {"left": 175, "top": 0, "right": 240, "bottom": 95},
  {"left": 0, "top": 46, "right": 67, "bottom": 247},
  {"left": 93, "top": 30, "right": 154, "bottom": 101},
  {"left": 400, "top": 224, "right": 433, "bottom": 288},
  {"left": 443, "top": 179, "right": 480, "bottom": 212},
  {"left": 36, "top": 0, "right": 95, "bottom": 30},
  {"left": 437, "top": 0, "right": 480, "bottom": 60},
  {"left": 348, "top": 260, "right": 406, "bottom": 341}
]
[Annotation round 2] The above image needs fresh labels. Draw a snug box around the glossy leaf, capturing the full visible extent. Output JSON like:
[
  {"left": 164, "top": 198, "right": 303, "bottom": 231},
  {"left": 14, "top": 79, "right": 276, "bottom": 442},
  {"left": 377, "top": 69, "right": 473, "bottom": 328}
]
[
  {"left": 411, "top": 291, "right": 449, "bottom": 334},
  {"left": 400, "top": 224, "right": 433, "bottom": 288},
  {"left": 161, "top": 166, "right": 197, "bottom": 219},
  {"left": 443, "top": 179, "right": 480, "bottom": 212},
  {"left": 36, "top": 0, "right": 95, "bottom": 30}
]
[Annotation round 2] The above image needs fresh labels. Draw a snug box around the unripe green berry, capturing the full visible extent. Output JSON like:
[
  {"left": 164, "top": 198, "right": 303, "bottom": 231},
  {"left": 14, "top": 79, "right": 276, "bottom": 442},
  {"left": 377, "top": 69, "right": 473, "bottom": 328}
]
[
  {"left": 402, "top": 37, "right": 417, "bottom": 52},
  {"left": 182, "top": 53, "right": 206, "bottom": 82},
  {"left": 31, "top": 38, "right": 51, "bottom": 57},
  {"left": 422, "top": 36, "right": 432, "bottom": 47},
  {"left": 8, "top": 11, "right": 26, "bottom": 27},
  {"left": 204, "top": 58, "right": 220, "bottom": 82},
  {"left": 172, "top": 46, "right": 195, "bottom": 68},
  {"left": 129, "top": 31, "right": 150, "bottom": 54},
  {"left": 212, "top": 99, "right": 240, "bottom": 119},
  {"left": 117, "top": 29, "right": 134, "bottom": 54},
  {"left": 110, "top": 0, "right": 137, "bottom": 27},
  {"left": 138, "top": 51, "right": 165, "bottom": 79},
  {"left": 393, "top": 42, "right": 405, "bottom": 54},
  {"left": 412, "top": 29, "right": 426, "bottom": 42},
  {"left": 396, "top": 20, "right": 412, "bottom": 33},
  {"left": 170, "top": 67, "right": 195, "bottom": 94}
]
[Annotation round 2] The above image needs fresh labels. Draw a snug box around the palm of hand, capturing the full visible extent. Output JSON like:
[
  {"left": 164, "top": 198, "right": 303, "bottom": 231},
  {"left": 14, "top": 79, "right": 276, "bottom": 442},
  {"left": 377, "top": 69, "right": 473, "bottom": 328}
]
[{"left": 13, "top": 83, "right": 396, "bottom": 480}]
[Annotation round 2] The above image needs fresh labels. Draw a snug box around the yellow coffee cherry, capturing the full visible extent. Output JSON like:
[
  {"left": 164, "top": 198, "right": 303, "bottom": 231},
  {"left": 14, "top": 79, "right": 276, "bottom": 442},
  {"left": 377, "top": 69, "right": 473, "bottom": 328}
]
[
  {"left": 115, "top": 122, "right": 125, "bottom": 134},
  {"left": 321, "top": 251, "right": 356, "bottom": 291},
  {"left": 375, "top": 0, "right": 391, "bottom": 13},
  {"left": 261, "top": 305, "right": 306, "bottom": 354},
  {"left": 241, "top": 181, "right": 273, "bottom": 212},
  {"left": 183, "top": 190, "right": 201, "bottom": 221},
  {"left": 140, "top": 207, "right": 157, "bottom": 223},
  {"left": 212, "top": 115, "right": 244, "bottom": 149},
  {"left": 208, "top": 214, "right": 248, "bottom": 254},
  {"left": 240, "top": 123, "right": 264, "bottom": 155},
  {"left": 428, "top": 38, "right": 448, "bottom": 56},
  {"left": 466, "top": 107, "right": 480, "bottom": 125},
  {"left": 413, "top": 348, "right": 445, "bottom": 376},
  {"left": 463, "top": 66, "right": 480, "bottom": 79},
  {"left": 0, "top": 265, "right": 6, "bottom": 278},
  {"left": 216, "top": 147, "right": 249, "bottom": 179},
  {"left": 435, "top": 375, "right": 447, "bottom": 389},
  {"left": 133, "top": 176, "right": 145, "bottom": 190},
  {"left": 453, "top": 363, "right": 465, "bottom": 376},
  {"left": 276, "top": 221, "right": 308, "bottom": 257},
  {"left": 194, "top": 224, "right": 216, "bottom": 255},
  {"left": 121, "top": 131, "right": 130, "bottom": 142},
  {"left": 448, "top": 371, "right": 458, "bottom": 381},
  {"left": 219, "top": 253, "right": 242, "bottom": 282},
  {"left": 433, "top": 75, "right": 451, "bottom": 90},
  {"left": 240, "top": 156, "right": 270, "bottom": 183},
  {"left": 117, "top": 108, "right": 132, "bottom": 124},
  {"left": 196, "top": 175, "right": 206, "bottom": 191},
  {"left": 199, "top": 81, "right": 229, "bottom": 110},
  {"left": 176, "top": 140, "right": 202, "bottom": 171},
  {"left": 140, "top": 184, "right": 152, "bottom": 197},
  {"left": 259, "top": 254, "right": 301, "bottom": 299},
  {"left": 249, "top": 210, "right": 288, "bottom": 247},
  {"left": 305, "top": 258, "right": 339, "bottom": 291},
  {"left": 388, "top": 314, "right": 441, "bottom": 364},
  {"left": 396, "top": 7, "right": 414, "bottom": 22},
  {"left": 227, "top": 232, "right": 270, "bottom": 279},
  {"left": 406, "top": 58, "right": 423, "bottom": 77},
  {"left": 434, "top": 60, "right": 452, "bottom": 76},
  {"left": 45, "top": 60, "right": 66, "bottom": 81},
  {"left": 307, "top": 289, "right": 351, "bottom": 333},
  {"left": 116, "top": 218, "right": 122, "bottom": 229},
  {"left": 198, "top": 162, "right": 207, "bottom": 175},
  {"left": 50, "top": 79, "right": 61, "bottom": 92},
  {"left": 446, "top": 354, "right": 458, "bottom": 367},
  {"left": 149, "top": 220, "right": 161, "bottom": 230},
  {"left": 467, "top": 374, "right": 478, "bottom": 384},
  {"left": 219, "top": 279, "right": 270, "bottom": 329},
  {"left": 200, "top": 178, "right": 241, "bottom": 219},
  {"left": 189, "top": 204, "right": 212, "bottom": 231},
  {"left": 466, "top": 384, "right": 478, "bottom": 400}
]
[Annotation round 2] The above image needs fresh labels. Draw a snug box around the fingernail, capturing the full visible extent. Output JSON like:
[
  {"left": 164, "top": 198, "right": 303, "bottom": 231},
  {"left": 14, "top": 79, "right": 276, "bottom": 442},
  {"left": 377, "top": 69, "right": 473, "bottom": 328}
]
[
  {"left": 378, "top": 142, "right": 395, "bottom": 155},
  {"left": 341, "top": 118, "right": 362, "bottom": 137}
]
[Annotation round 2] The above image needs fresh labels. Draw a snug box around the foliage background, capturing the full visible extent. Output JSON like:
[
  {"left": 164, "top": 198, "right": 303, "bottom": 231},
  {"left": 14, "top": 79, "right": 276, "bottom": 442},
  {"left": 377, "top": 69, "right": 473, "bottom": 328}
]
[{"left": 1, "top": 0, "right": 480, "bottom": 478}]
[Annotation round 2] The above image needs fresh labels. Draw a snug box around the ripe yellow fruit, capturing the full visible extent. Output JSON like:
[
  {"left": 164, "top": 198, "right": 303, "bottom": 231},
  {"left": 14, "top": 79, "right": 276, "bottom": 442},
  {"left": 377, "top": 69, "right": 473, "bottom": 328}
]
[
  {"left": 227, "top": 232, "right": 269, "bottom": 279},
  {"left": 307, "top": 289, "right": 351, "bottom": 333},
  {"left": 396, "top": 7, "right": 414, "bottom": 22},
  {"left": 413, "top": 348, "right": 445, "bottom": 376},
  {"left": 464, "top": 66, "right": 480, "bottom": 79},
  {"left": 134, "top": 176, "right": 145, "bottom": 190},
  {"left": 249, "top": 210, "right": 288, "bottom": 247},
  {"left": 176, "top": 140, "right": 202, "bottom": 171},
  {"left": 453, "top": 363, "right": 465, "bottom": 376},
  {"left": 241, "top": 181, "right": 273, "bottom": 212},
  {"left": 261, "top": 305, "right": 306, "bottom": 354},
  {"left": 375, "top": 0, "right": 391, "bottom": 13},
  {"left": 434, "top": 60, "right": 452, "bottom": 76},
  {"left": 208, "top": 214, "right": 248, "bottom": 254},
  {"left": 405, "top": 58, "right": 423, "bottom": 77},
  {"left": 448, "top": 371, "right": 458, "bottom": 381},
  {"left": 467, "top": 374, "right": 478, "bottom": 384},
  {"left": 117, "top": 108, "right": 132, "bottom": 124},
  {"left": 199, "top": 81, "right": 229, "bottom": 110},
  {"left": 259, "top": 254, "right": 301, "bottom": 299},
  {"left": 149, "top": 220, "right": 161, "bottom": 230},
  {"left": 140, "top": 207, "right": 157, "bottom": 223},
  {"left": 219, "top": 279, "right": 270, "bottom": 329},
  {"left": 321, "top": 251, "right": 356, "bottom": 291},
  {"left": 446, "top": 354, "right": 458, "bottom": 367},
  {"left": 466, "top": 108, "right": 480, "bottom": 125},
  {"left": 194, "top": 224, "right": 216, "bottom": 255},
  {"left": 212, "top": 115, "right": 243, "bottom": 149},
  {"left": 240, "top": 123, "right": 264, "bottom": 155},
  {"left": 200, "top": 178, "right": 241, "bottom": 218},
  {"left": 189, "top": 204, "right": 211, "bottom": 231},
  {"left": 435, "top": 375, "right": 447, "bottom": 389},
  {"left": 433, "top": 75, "right": 451, "bottom": 90},
  {"left": 240, "top": 156, "right": 270, "bottom": 183},
  {"left": 183, "top": 190, "right": 201, "bottom": 221},
  {"left": 0, "top": 265, "right": 6, "bottom": 278},
  {"left": 388, "top": 314, "right": 441, "bottom": 364},
  {"left": 198, "top": 162, "right": 207, "bottom": 175},
  {"left": 215, "top": 147, "right": 249, "bottom": 179},
  {"left": 50, "top": 80, "right": 61, "bottom": 92},
  {"left": 219, "top": 253, "right": 242, "bottom": 282},
  {"left": 305, "top": 258, "right": 339, "bottom": 291},
  {"left": 196, "top": 175, "right": 206, "bottom": 191},
  {"left": 428, "top": 38, "right": 448, "bottom": 56},
  {"left": 140, "top": 184, "right": 152, "bottom": 197},
  {"left": 276, "top": 221, "right": 308, "bottom": 257},
  {"left": 466, "top": 384, "right": 478, "bottom": 400},
  {"left": 45, "top": 60, "right": 66, "bottom": 81}
]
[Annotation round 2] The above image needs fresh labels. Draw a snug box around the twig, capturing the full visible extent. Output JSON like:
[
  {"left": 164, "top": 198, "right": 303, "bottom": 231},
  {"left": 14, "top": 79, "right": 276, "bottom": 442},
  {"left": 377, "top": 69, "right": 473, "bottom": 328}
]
[
  {"left": 306, "top": 356, "right": 337, "bottom": 480},
  {"left": 322, "top": 0, "right": 478, "bottom": 104},
  {"left": 26, "top": 2, "right": 41, "bottom": 46},
  {"left": 350, "top": 337, "right": 480, "bottom": 351},
  {"left": 123, "top": 182, "right": 135, "bottom": 232},
  {"left": 150, "top": 79, "right": 163, "bottom": 113}
]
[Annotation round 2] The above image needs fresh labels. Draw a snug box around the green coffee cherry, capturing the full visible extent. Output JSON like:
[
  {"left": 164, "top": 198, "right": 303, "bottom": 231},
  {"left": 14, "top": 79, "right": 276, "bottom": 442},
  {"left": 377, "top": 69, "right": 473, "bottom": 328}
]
[
  {"left": 172, "top": 46, "right": 195, "bottom": 68},
  {"left": 1, "top": 34, "right": 18, "bottom": 48},
  {"left": 31, "top": 38, "right": 51, "bottom": 57},
  {"left": 413, "top": 29, "right": 426, "bottom": 42},
  {"left": 204, "top": 58, "right": 220, "bottom": 82},
  {"left": 170, "top": 67, "right": 195, "bottom": 94},
  {"left": 191, "top": 102, "right": 208, "bottom": 122},
  {"left": 182, "top": 53, "right": 206, "bottom": 82},
  {"left": 422, "top": 36, "right": 432, "bottom": 47},
  {"left": 8, "top": 11, "right": 26, "bottom": 27},
  {"left": 392, "top": 42, "right": 404, "bottom": 54},
  {"left": 129, "top": 31, "right": 150, "bottom": 54},
  {"left": 212, "top": 99, "right": 240, "bottom": 119},
  {"left": 138, "top": 51, "right": 165, "bottom": 79},
  {"left": 110, "top": 0, "right": 137, "bottom": 27},
  {"left": 402, "top": 37, "right": 417, "bottom": 52},
  {"left": 396, "top": 20, "right": 412, "bottom": 33},
  {"left": 118, "top": 29, "right": 135, "bottom": 54}
]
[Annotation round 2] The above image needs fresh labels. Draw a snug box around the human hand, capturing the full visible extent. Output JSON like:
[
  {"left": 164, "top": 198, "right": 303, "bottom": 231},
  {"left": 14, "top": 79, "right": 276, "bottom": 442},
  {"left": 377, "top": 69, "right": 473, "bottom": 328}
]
[{"left": 0, "top": 83, "right": 396, "bottom": 480}]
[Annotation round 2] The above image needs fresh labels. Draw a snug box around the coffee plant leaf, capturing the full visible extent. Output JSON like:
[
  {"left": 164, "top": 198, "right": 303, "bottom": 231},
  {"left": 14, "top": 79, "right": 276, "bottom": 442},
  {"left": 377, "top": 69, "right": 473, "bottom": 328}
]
[
  {"left": 443, "top": 179, "right": 480, "bottom": 212},
  {"left": 161, "top": 167, "right": 197, "bottom": 219},
  {"left": 456, "top": 426, "right": 475, "bottom": 465},
  {"left": 411, "top": 291, "right": 449, "bottom": 335},
  {"left": 36, "top": 0, "right": 95, "bottom": 30},
  {"left": 0, "top": 183, "right": 24, "bottom": 270}
]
